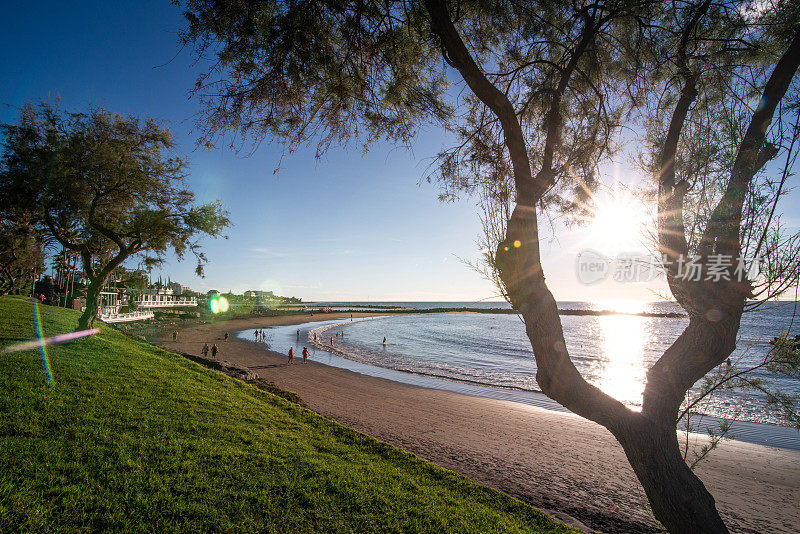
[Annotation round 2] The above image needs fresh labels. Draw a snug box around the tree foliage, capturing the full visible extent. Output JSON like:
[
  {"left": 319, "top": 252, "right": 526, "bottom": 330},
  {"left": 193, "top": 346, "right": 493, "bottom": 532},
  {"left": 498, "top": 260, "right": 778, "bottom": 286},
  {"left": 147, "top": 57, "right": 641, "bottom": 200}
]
[
  {"left": 183, "top": 0, "right": 451, "bottom": 155},
  {"left": 0, "top": 216, "right": 48, "bottom": 295},
  {"left": 0, "top": 101, "right": 231, "bottom": 328}
]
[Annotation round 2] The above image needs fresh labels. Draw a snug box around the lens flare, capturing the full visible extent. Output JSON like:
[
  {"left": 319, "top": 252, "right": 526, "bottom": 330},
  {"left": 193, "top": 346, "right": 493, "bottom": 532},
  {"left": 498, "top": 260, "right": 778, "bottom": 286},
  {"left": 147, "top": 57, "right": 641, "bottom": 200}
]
[
  {"left": 209, "top": 298, "right": 220, "bottom": 314},
  {"left": 3, "top": 327, "right": 101, "bottom": 354},
  {"left": 32, "top": 299, "right": 54, "bottom": 387},
  {"left": 218, "top": 296, "right": 229, "bottom": 312},
  {"left": 4, "top": 302, "right": 101, "bottom": 386}
]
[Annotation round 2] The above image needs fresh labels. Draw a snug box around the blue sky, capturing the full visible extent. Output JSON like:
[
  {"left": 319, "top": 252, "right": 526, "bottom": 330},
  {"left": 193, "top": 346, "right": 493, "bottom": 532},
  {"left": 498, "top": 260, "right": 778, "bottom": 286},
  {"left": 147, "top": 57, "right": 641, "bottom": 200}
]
[
  {"left": 0, "top": 1, "right": 502, "bottom": 301},
  {"left": 3, "top": 2, "right": 794, "bottom": 302}
]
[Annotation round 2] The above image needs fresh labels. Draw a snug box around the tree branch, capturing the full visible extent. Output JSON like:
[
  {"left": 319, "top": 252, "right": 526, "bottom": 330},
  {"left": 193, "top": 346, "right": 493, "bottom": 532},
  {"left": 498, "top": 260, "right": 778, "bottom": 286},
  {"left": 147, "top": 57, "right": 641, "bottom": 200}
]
[{"left": 424, "top": 0, "right": 634, "bottom": 432}]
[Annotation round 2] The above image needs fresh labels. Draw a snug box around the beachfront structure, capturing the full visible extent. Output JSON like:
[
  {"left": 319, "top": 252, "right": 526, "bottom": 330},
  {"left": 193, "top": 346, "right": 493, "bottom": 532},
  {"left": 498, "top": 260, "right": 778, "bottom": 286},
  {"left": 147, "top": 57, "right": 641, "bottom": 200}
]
[
  {"left": 98, "top": 307, "right": 155, "bottom": 323},
  {"left": 132, "top": 288, "right": 197, "bottom": 308},
  {"left": 97, "top": 291, "right": 154, "bottom": 323},
  {"left": 93, "top": 286, "right": 196, "bottom": 323}
]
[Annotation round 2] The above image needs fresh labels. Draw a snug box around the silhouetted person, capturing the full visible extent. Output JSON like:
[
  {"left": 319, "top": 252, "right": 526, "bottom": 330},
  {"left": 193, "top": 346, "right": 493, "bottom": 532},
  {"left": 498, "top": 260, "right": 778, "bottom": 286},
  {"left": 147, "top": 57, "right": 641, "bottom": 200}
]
[{"left": 211, "top": 344, "right": 218, "bottom": 359}]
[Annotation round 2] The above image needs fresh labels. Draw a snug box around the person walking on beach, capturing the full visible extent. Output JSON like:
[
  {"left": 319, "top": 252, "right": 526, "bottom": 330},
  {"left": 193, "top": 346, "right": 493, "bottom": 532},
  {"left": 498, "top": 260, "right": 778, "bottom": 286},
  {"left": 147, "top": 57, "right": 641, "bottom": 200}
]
[
  {"left": 202, "top": 343, "right": 209, "bottom": 357},
  {"left": 302, "top": 346, "right": 308, "bottom": 363},
  {"left": 211, "top": 343, "right": 218, "bottom": 359},
  {"left": 288, "top": 347, "right": 294, "bottom": 364},
  {"left": 224, "top": 332, "right": 229, "bottom": 342}
]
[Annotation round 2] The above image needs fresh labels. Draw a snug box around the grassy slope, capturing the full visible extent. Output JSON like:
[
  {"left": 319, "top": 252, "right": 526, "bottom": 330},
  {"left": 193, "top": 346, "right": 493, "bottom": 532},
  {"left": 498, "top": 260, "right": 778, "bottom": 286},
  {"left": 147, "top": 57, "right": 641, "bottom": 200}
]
[{"left": 0, "top": 297, "right": 576, "bottom": 533}]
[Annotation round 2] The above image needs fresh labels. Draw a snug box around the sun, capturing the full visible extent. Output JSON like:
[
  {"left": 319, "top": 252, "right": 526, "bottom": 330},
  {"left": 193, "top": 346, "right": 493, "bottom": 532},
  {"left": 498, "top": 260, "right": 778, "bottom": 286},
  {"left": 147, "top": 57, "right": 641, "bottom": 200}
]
[{"left": 586, "top": 190, "right": 650, "bottom": 255}]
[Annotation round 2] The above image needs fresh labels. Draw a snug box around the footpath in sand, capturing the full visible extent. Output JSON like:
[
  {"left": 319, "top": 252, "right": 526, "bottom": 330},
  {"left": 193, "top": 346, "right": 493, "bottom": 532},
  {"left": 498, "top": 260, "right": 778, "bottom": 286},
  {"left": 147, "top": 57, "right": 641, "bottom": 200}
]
[{"left": 152, "top": 313, "right": 800, "bottom": 534}]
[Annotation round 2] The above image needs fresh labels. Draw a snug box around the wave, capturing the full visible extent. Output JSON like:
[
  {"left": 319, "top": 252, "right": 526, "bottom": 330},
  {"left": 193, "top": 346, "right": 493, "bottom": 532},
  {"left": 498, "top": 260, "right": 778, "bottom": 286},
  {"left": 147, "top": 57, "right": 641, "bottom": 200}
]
[
  {"left": 298, "top": 308, "right": 800, "bottom": 428},
  {"left": 307, "top": 320, "right": 575, "bottom": 399}
]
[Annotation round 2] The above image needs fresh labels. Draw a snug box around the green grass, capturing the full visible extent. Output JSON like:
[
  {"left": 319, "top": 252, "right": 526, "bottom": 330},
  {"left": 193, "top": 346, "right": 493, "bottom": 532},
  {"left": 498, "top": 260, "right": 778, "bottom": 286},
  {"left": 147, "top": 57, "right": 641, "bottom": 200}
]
[{"left": 0, "top": 296, "right": 576, "bottom": 533}]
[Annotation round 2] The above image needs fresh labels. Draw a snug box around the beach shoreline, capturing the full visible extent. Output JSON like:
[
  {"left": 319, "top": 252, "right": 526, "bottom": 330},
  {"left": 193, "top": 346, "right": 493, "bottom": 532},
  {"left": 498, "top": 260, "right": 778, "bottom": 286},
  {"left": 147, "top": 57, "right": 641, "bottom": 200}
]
[{"left": 152, "top": 312, "right": 800, "bottom": 534}]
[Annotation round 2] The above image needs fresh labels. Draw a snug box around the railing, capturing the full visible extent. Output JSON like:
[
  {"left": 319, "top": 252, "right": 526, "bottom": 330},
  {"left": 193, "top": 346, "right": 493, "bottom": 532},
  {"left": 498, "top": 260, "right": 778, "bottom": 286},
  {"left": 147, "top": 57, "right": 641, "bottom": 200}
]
[
  {"left": 98, "top": 309, "right": 154, "bottom": 323},
  {"left": 133, "top": 297, "right": 197, "bottom": 308}
]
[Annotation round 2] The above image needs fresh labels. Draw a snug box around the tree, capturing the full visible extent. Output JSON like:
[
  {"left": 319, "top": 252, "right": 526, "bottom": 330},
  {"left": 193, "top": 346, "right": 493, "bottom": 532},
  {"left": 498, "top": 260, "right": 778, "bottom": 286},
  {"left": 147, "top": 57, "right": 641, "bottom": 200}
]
[
  {"left": 179, "top": 1, "right": 800, "bottom": 531},
  {"left": 641, "top": 0, "right": 800, "bottom": 470},
  {"left": 0, "top": 216, "right": 48, "bottom": 295},
  {"left": 0, "top": 102, "right": 231, "bottom": 329}
]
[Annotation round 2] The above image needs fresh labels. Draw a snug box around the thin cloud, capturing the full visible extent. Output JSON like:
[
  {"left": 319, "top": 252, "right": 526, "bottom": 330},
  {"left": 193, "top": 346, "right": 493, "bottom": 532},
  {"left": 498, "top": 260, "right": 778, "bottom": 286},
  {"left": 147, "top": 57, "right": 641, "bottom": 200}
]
[{"left": 243, "top": 247, "right": 292, "bottom": 258}]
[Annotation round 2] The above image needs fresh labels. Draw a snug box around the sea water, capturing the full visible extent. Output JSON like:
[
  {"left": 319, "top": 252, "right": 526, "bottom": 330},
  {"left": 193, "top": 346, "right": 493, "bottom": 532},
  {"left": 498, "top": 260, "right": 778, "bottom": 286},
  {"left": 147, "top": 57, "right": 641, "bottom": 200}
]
[{"left": 241, "top": 301, "right": 800, "bottom": 448}]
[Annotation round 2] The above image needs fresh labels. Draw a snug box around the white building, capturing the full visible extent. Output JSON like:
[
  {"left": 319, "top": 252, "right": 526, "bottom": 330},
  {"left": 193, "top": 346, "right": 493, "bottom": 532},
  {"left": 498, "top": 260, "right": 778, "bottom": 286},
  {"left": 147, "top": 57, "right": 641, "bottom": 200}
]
[
  {"left": 168, "top": 282, "right": 190, "bottom": 295},
  {"left": 96, "top": 291, "right": 154, "bottom": 323},
  {"left": 93, "top": 286, "right": 197, "bottom": 323},
  {"left": 133, "top": 289, "right": 197, "bottom": 309}
]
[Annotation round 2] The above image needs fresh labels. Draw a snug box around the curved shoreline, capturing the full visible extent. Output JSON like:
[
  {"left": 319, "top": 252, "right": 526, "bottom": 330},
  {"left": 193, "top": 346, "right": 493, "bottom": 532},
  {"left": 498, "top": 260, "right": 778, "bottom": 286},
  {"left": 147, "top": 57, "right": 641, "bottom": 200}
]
[
  {"left": 254, "top": 316, "right": 800, "bottom": 451},
  {"left": 154, "top": 312, "right": 800, "bottom": 534}
]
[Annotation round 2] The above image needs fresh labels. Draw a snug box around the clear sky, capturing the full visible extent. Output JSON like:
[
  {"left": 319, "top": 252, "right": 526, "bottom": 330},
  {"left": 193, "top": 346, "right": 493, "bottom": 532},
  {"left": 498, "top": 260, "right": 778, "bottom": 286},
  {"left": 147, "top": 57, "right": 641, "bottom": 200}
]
[{"left": 3, "top": 2, "right": 794, "bottom": 303}]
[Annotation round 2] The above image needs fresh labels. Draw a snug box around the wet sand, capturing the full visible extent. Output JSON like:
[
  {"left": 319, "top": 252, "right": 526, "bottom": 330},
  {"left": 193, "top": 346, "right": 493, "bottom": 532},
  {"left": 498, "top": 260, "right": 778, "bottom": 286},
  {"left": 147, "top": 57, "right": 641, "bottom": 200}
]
[{"left": 153, "top": 313, "right": 800, "bottom": 533}]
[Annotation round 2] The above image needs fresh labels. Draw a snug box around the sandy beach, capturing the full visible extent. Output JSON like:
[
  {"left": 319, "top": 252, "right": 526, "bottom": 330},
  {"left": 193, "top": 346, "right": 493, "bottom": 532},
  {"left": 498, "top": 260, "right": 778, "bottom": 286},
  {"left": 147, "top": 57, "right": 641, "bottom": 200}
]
[{"left": 152, "top": 313, "right": 800, "bottom": 534}]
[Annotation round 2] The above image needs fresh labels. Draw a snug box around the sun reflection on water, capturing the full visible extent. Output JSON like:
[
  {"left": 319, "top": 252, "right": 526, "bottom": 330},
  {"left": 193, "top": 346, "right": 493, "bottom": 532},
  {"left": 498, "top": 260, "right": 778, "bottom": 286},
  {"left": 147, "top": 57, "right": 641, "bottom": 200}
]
[{"left": 593, "top": 301, "right": 649, "bottom": 408}]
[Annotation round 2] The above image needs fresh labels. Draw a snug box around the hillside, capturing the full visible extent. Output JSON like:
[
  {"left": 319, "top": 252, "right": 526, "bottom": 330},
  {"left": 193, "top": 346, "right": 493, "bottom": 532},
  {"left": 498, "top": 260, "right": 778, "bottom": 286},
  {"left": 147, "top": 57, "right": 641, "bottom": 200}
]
[{"left": 0, "top": 296, "right": 575, "bottom": 533}]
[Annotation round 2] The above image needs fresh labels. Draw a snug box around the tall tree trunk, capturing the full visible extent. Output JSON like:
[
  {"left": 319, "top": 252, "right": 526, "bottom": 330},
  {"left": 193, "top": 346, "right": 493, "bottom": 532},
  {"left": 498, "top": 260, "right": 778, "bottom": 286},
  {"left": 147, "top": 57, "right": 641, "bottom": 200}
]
[
  {"left": 78, "top": 275, "right": 105, "bottom": 330},
  {"left": 615, "top": 416, "right": 728, "bottom": 534},
  {"left": 423, "top": 2, "right": 800, "bottom": 532}
]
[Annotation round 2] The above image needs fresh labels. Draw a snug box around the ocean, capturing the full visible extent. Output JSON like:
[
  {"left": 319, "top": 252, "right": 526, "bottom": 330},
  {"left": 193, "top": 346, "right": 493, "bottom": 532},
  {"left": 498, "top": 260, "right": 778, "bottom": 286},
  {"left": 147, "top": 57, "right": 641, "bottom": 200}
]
[{"left": 240, "top": 300, "right": 800, "bottom": 448}]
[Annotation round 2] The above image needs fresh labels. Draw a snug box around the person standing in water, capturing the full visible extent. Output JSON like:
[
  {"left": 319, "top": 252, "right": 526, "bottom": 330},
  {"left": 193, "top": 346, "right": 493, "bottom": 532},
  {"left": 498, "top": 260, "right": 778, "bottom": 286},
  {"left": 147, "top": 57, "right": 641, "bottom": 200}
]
[
  {"left": 288, "top": 347, "right": 294, "bottom": 364},
  {"left": 382, "top": 337, "right": 387, "bottom": 345},
  {"left": 302, "top": 346, "right": 308, "bottom": 363},
  {"left": 297, "top": 329, "right": 300, "bottom": 339}
]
